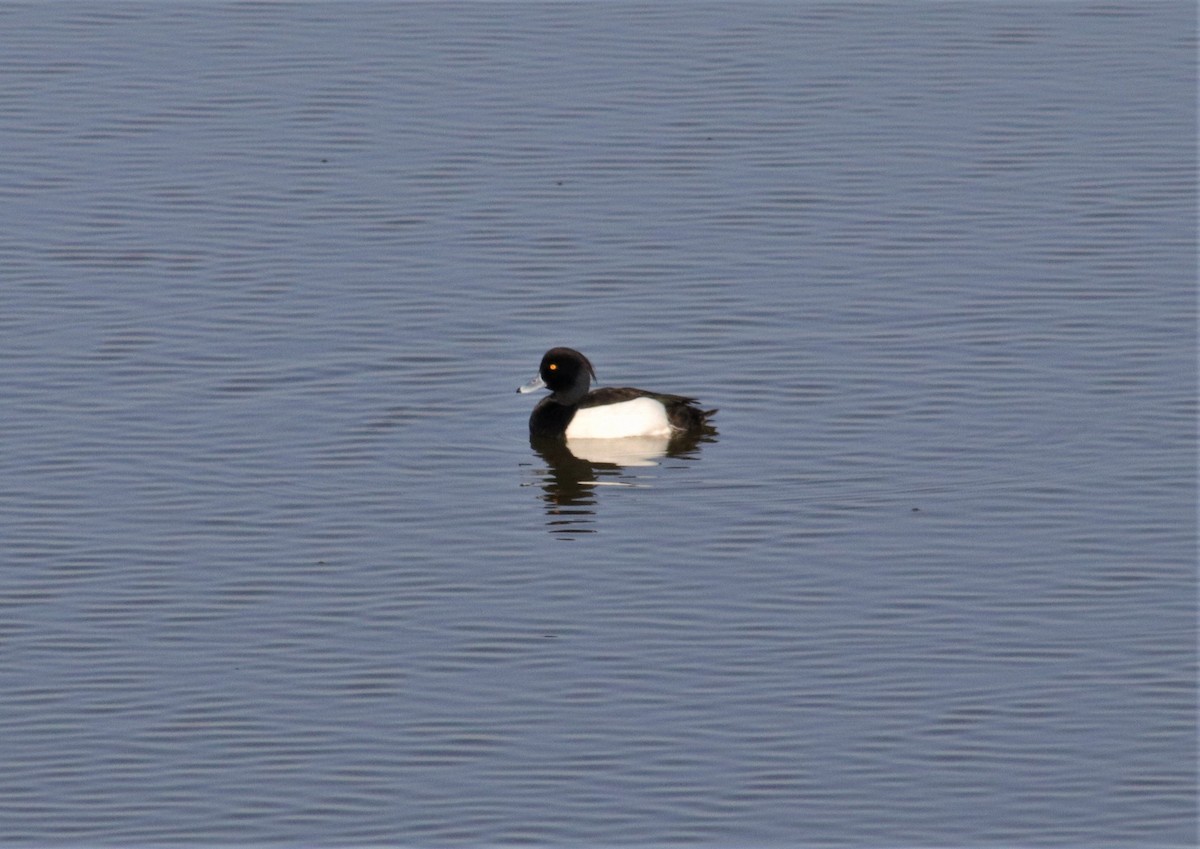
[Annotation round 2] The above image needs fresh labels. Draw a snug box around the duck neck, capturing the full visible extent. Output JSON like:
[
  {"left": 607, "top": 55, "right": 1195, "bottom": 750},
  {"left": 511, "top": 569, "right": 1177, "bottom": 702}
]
[{"left": 551, "top": 376, "right": 590, "bottom": 406}]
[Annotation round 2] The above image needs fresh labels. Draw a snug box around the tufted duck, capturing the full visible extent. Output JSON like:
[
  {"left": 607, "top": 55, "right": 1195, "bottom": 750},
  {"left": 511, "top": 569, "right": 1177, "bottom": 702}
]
[{"left": 517, "top": 347, "right": 716, "bottom": 439}]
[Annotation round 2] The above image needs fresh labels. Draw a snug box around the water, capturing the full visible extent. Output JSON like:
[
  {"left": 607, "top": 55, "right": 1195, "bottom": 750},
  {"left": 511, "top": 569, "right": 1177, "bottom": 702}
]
[{"left": 0, "top": 3, "right": 1195, "bottom": 846}]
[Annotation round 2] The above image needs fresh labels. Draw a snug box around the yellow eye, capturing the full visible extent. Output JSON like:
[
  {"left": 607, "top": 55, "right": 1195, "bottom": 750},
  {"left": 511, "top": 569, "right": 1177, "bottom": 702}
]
[{"left": 548, "top": 363, "right": 557, "bottom": 371}]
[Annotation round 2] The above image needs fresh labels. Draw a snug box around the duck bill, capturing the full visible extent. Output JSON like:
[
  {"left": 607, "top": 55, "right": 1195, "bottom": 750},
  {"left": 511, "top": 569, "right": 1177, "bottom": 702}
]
[{"left": 517, "top": 374, "right": 546, "bottom": 394}]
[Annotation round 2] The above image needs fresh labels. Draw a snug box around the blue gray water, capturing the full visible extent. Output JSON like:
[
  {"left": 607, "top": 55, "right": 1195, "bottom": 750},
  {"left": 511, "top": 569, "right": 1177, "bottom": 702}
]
[{"left": 1, "top": 3, "right": 1195, "bottom": 846}]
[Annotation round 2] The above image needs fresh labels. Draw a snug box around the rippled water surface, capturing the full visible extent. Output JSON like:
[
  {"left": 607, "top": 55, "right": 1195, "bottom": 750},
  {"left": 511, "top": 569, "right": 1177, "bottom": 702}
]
[{"left": 1, "top": 3, "right": 1195, "bottom": 846}]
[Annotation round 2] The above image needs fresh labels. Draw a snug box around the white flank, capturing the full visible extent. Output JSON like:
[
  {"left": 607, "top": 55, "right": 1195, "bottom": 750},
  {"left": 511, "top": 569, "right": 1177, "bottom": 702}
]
[{"left": 564, "top": 397, "right": 673, "bottom": 439}]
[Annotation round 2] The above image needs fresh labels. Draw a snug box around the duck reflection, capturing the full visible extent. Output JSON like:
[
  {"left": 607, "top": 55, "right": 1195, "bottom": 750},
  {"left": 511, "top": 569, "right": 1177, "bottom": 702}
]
[{"left": 525, "top": 430, "right": 715, "bottom": 536}]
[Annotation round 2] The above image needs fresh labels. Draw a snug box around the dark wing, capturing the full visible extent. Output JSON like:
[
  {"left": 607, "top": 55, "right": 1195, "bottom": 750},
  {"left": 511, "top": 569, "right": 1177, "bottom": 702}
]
[{"left": 578, "top": 386, "right": 657, "bottom": 407}]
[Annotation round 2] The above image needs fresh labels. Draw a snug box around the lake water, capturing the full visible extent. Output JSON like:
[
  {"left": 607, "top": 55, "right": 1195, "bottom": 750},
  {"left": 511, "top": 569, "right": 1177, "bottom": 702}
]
[{"left": 0, "top": 3, "right": 1195, "bottom": 846}]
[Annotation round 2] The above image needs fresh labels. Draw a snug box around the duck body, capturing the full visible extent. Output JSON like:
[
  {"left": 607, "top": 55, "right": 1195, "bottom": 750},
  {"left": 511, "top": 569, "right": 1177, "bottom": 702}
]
[{"left": 518, "top": 347, "right": 716, "bottom": 439}]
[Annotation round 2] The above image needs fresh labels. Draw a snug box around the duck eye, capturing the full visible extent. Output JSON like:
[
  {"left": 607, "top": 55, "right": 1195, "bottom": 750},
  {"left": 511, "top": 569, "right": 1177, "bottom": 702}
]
[{"left": 548, "top": 363, "right": 557, "bottom": 371}]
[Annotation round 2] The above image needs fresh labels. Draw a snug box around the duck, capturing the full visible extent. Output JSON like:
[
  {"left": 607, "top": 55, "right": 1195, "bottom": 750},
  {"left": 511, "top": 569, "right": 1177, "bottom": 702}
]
[{"left": 517, "top": 347, "right": 717, "bottom": 439}]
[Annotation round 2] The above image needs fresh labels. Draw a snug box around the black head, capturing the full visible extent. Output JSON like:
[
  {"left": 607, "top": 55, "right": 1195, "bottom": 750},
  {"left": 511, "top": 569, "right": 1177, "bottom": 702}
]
[{"left": 538, "top": 347, "right": 595, "bottom": 399}]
